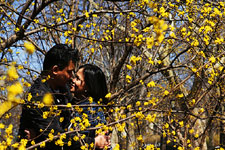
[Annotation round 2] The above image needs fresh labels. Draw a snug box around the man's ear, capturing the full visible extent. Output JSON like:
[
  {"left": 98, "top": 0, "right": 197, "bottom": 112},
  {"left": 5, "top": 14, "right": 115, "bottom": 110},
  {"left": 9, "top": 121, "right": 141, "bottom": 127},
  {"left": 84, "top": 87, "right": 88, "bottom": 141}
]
[{"left": 52, "top": 65, "right": 59, "bottom": 75}]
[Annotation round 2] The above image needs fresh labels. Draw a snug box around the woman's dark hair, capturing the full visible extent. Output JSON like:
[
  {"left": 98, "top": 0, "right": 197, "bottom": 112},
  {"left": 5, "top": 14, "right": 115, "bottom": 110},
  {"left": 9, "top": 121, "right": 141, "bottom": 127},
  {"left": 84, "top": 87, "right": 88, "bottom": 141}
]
[
  {"left": 79, "top": 64, "right": 108, "bottom": 104},
  {"left": 43, "top": 44, "right": 79, "bottom": 71}
]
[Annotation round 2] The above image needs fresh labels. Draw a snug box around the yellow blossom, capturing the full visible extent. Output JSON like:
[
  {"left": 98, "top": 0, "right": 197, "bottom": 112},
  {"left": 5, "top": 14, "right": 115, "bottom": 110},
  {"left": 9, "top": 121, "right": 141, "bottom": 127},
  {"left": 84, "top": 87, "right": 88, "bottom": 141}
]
[
  {"left": 126, "top": 75, "right": 132, "bottom": 83},
  {"left": 167, "top": 140, "right": 171, "bottom": 144},
  {"left": 148, "top": 58, "right": 154, "bottom": 64},
  {"left": 137, "top": 135, "right": 143, "bottom": 141},
  {"left": 113, "top": 144, "right": 120, "bottom": 150},
  {"left": 24, "top": 42, "right": 35, "bottom": 54},
  {"left": 105, "top": 93, "right": 111, "bottom": 99},
  {"left": 147, "top": 81, "right": 155, "bottom": 87},
  {"left": 31, "top": 140, "right": 35, "bottom": 145},
  {"left": 0, "top": 123, "right": 5, "bottom": 129},
  {"left": 7, "top": 82, "right": 23, "bottom": 102},
  {"left": 67, "top": 103, "right": 72, "bottom": 107},
  {"left": 136, "top": 101, "right": 141, "bottom": 106},
  {"left": 85, "top": 11, "right": 89, "bottom": 18},
  {"left": 145, "top": 114, "right": 156, "bottom": 123},
  {"left": 57, "top": 8, "right": 63, "bottom": 13},
  {"left": 27, "top": 93, "right": 32, "bottom": 102},
  {"left": 43, "top": 93, "right": 53, "bottom": 105},
  {"left": 127, "top": 104, "right": 132, "bottom": 109},
  {"left": 40, "top": 142, "right": 45, "bottom": 148},
  {"left": 89, "top": 97, "right": 93, "bottom": 103},
  {"left": 146, "top": 37, "right": 154, "bottom": 49},
  {"left": 164, "top": 123, "right": 169, "bottom": 128},
  {"left": 199, "top": 108, "right": 204, "bottom": 113},
  {"left": 48, "top": 133, "right": 54, "bottom": 141},
  {"left": 189, "top": 128, "right": 194, "bottom": 134},
  {"left": 177, "top": 93, "right": 184, "bottom": 98},
  {"left": 7, "top": 65, "right": 19, "bottom": 81},
  {"left": 179, "top": 121, "right": 184, "bottom": 127},
  {"left": 126, "top": 65, "right": 132, "bottom": 70},
  {"left": 164, "top": 90, "right": 169, "bottom": 96},
  {"left": 12, "top": 143, "right": 19, "bottom": 148},
  {"left": 130, "top": 56, "right": 142, "bottom": 65},
  {"left": 60, "top": 117, "right": 64, "bottom": 122},
  {"left": 209, "top": 56, "right": 216, "bottom": 63},
  {"left": 43, "top": 111, "right": 49, "bottom": 119}
]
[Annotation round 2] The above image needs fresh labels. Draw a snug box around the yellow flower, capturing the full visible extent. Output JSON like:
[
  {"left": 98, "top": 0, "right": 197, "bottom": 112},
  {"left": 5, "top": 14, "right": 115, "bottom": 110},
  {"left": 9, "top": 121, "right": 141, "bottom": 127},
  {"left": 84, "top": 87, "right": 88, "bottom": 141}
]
[
  {"left": 137, "top": 135, "right": 143, "bottom": 141},
  {"left": 73, "top": 136, "right": 79, "bottom": 141},
  {"left": 145, "top": 114, "right": 156, "bottom": 123},
  {"left": 179, "top": 121, "right": 184, "bottom": 127},
  {"left": 43, "top": 93, "right": 53, "bottom": 105},
  {"left": 67, "top": 141, "right": 72, "bottom": 146},
  {"left": 7, "top": 65, "right": 19, "bottom": 81},
  {"left": 0, "top": 123, "right": 5, "bottom": 129},
  {"left": 90, "top": 47, "right": 95, "bottom": 53},
  {"left": 14, "top": 27, "right": 20, "bottom": 32},
  {"left": 48, "top": 133, "right": 54, "bottom": 141},
  {"left": 194, "top": 147, "right": 200, "bottom": 150},
  {"left": 40, "top": 142, "right": 45, "bottom": 148},
  {"left": 60, "top": 117, "right": 64, "bottom": 122},
  {"left": 178, "top": 147, "right": 184, "bottom": 150},
  {"left": 89, "top": 97, "right": 93, "bottom": 103},
  {"left": 147, "top": 81, "right": 155, "bottom": 87},
  {"left": 113, "top": 144, "right": 120, "bottom": 150},
  {"left": 189, "top": 128, "right": 194, "bottom": 134},
  {"left": 57, "top": 8, "right": 63, "bottom": 13},
  {"left": 177, "top": 93, "right": 184, "bottom": 98},
  {"left": 126, "top": 75, "right": 132, "bottom": 83},
  {"left": 24, "top": 42, "right": 35, "bottom": 54},
  {"left": 209, "top": 56, "right": 216, "bottom": 63},
  {"left": 85, "top": 11, "right": 89, "bottom": 18},
  {"left": 136, "top": 101, "right": 141, "bottom": 106},
  {"left": 12, "top": 142, "right": 19, "bottom": 148},
  {"left": 126, "top": 65, "right": 132, "bottom": 70},
  {"left": 27, "top": 93, "right": 32, "bottom": 102},
  {"left": 148, "top": 57, "right": 154, "bottom": 65},
  {"left": 67, "top": 103, "right": 72, "bottom": 107},
  {"left": 199, "top": 108, "right": 204, "bottom": 113},
  {"left": 43, "top": 111, "right": 49, "bottom": 119},
  {"left": 31, "top": 140, "right": 35, "bottom": 145},
  {"left": 164, "top": 123, "right": 169, "bottom": 128},
  {"left": 7, "top": 82, "right": 23, "bottom": 102},
  {"left": 105, "top": 93, "right": 111, "bottom": 99},
  {"left": 164, "top": 90, "right": 169, "bottom": 96}
]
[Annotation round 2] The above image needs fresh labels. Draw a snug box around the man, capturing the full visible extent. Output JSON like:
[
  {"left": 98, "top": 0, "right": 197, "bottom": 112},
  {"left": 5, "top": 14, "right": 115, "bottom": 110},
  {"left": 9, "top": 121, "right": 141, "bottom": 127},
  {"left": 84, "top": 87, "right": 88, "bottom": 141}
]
[{"left": 18, "top": 44, "right": 109, "bottom": 149}]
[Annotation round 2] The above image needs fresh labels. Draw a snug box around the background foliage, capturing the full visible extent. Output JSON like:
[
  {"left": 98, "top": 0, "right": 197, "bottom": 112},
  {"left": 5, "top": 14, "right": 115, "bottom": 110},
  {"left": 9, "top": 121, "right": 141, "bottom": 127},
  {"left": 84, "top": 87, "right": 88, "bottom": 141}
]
[{"left": 0, "top": 0, "right": 225, "bottom": 149}]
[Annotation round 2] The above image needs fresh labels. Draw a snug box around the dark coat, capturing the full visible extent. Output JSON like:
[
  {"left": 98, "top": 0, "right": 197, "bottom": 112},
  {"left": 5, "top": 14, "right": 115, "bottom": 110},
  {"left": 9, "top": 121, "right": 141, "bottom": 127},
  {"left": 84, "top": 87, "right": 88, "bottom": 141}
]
[{"left": 18, "top": 77, "right": 94, "bottom": 150}]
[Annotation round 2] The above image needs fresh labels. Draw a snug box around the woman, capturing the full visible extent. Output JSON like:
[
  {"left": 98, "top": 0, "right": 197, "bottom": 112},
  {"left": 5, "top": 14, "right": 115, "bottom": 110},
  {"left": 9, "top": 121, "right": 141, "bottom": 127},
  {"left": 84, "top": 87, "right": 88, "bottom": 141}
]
[{"left": 70, "top": 64, "right": 110, "bottom": 149}]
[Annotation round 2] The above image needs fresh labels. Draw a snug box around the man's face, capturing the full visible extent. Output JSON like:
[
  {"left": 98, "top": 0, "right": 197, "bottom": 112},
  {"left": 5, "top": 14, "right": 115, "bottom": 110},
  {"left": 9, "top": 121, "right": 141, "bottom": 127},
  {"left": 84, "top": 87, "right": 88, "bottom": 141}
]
[{"left": 55, "top": 60, "right": 75, "bottom": 88}]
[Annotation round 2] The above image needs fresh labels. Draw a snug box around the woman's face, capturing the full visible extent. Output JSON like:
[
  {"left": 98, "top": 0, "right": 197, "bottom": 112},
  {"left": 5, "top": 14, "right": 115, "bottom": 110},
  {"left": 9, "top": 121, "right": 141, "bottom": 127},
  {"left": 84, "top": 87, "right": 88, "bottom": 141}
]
[{"left": 70, "top": 68, "right": 86, "bottom": 97}]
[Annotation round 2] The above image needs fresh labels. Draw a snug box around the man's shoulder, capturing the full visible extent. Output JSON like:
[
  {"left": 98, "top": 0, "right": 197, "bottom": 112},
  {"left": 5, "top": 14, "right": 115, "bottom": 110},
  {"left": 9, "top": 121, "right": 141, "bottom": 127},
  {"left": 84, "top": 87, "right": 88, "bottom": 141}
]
[{"left": 29, "top": 77, "right": 51, "bottom": 97}]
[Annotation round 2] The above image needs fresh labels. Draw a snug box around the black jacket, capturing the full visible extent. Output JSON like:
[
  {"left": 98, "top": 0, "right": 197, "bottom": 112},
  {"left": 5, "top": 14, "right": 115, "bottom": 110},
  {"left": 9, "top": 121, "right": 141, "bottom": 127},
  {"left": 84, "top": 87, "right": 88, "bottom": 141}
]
[{"left": 18, "top": 77, "right": 94, "bottom": 150}]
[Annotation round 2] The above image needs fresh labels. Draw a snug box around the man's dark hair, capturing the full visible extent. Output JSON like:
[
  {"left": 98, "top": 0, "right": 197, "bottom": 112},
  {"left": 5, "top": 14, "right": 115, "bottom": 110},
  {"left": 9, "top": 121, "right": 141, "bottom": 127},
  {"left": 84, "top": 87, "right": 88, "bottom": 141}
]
[
  {"left": 43, "top": 44, "right": 79, "bottom": 71},
  {"left": 79, "top": 64, "right": 108, "bottom": 104}
]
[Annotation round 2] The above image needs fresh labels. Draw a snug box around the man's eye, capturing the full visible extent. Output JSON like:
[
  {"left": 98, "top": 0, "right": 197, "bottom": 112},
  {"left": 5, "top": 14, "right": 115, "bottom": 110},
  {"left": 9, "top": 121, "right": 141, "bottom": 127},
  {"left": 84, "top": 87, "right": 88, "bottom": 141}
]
[{"left": 75, "top": 75, "right": 80, "bottom": 80}]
